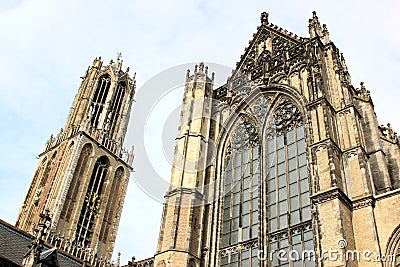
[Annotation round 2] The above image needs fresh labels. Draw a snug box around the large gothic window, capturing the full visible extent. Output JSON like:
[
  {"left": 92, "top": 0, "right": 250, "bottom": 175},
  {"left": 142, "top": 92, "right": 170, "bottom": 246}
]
[
  {"left": 88, "top": 74, "right": 111, "bottom": 129},
  {"left": 220, "top": 117, "right": 259, "bottom": 267},
  {"left": 265, "top": 98, "right": 314, "bottom": 267},
  {"left": 76, "top": 156, "right": 109, "bottom": 246}
]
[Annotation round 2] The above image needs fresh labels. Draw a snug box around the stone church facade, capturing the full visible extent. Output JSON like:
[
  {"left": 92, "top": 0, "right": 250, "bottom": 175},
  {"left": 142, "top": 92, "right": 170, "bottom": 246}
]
[
  {"left": 10, "top": 11, "right": 400, "bottom": 267},
  {"left": 151, "top": 12, "right": 400, "bottom": 267}
]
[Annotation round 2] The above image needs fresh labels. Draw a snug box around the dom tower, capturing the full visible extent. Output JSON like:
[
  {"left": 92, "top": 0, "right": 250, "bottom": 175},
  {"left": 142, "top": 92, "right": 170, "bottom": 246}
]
[{"left": 15, "top": 56, "right": 135, "bottom": 260}]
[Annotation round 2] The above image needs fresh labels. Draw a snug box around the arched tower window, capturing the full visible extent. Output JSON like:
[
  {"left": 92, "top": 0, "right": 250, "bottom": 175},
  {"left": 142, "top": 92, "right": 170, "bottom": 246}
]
[
  {"left": 220, "top": 116, "right": 260, "bottom": 266},
  {"left": 106, "top": 81, "right": 126, "bottom": 137},
  {"left": 88, "top": 74, "right": 111, "bottom": 129},
  {"left": 99, "top": 166, "right": 124, "bottom": 243},
  {"left": 76, "top": 156, "right": 109, "bottom": 246},
  {"left": 60, "top": 143, "right": 92, "bottom": 221},
  {"left": 265, "top": 98, "right": 314, "bottom": 266}
]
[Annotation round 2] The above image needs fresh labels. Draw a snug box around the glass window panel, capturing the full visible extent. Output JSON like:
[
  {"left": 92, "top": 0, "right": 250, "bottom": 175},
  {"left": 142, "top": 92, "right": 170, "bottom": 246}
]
[
  {"left": 278, "top": 174, "right": 286, "bottom": 188},
  {"left": 242, "top": 213, "right": 250, "bottom": 227},
  {"left": 221, "top": 255, "right": 228, "bottom": 265},
  {"left": 251, "top": 224, "right": 258, "bottom": 237},
  {"left": 268, "top": 191, "right": 276, "bottom": 204},
  {"left": 302, "top": 206, "right": 311, "bottom": 220},
  {"left": 252, "top": 199, "right": 258, "bottom": 211},
  {"left": 230, "top": 262, "right": 238, "bottom": 267},
  {"left": 244, "top": 164, "right": 250, "bottom": 177},
  {"left": 289, "top": 170, "right": 297, "bottom": 184},
  {"left": 288, "top": 143, "right": 296, "bottom": 158},
  {"left": 278, "top": 200, "right": 288, "bottom": 214},
  {"left": 288, "top": 158, "right": 296, "bottom": 171},
  {"left": 252, "top": 146, "right": 258, "bottom": 159},
  {"left": 267, "top": 178, "right": 276, "bottom": 192},
  {"left": 231, "top": 253, "right": 238, "bottom": 262},
  {"left": 252, "top": 173, "right": 259, "bottom": 185},
  {"left": 280, "top": 236, "right": 289, "bottom": 248},
  {"left": 226, "top": 158, "right": 232, "bottom": 170},
  {"left": 289, "top": 183, "right": 298, "bottom": 197},
  {"left": 252, "top": 159, "right": 259, "bottom": 173},
  {"left": 268, "top": 217, "right": 277, "bottom": 232},
  {"left": 242, "top": 227, "right": 250, "bottom": 240},
  {"left": 252, "top": 247, "right": 259, "bottom": 264},
  {"left": 269, "top": 204, "right": 277, "bottom": 218},
  {"left": 291, "top": 209, "right": 300, "bottom": 225},
  {"left": 299, "top": 165, "right": 308, "bottom": 179},
  {"left": 277, "top": 149, "right": 285, "bottom": 162},
  {"left": 234, "top": 153, "right": 241, "bottom": 165},
  {"left": 225, "top": 170, "right": 232, "bottom": 185},
  {"left": 278, "top": 187, "right": 287, "bottom": 201},
  {"left": 222, "top": 220, "right": 230, "bottom": 232},
  {"left": 297, "top": 140, "right": 306, "bottom": 154},
  {"left": 244, "top": 149, "right": 250, "bottom": 162},
  {"left": 223, "top": 208, "right": 230, "bottom": 221},
  {"left": 233, "top": 204, "right": 240, "bottom": 217},
  {"left": 251, "top": 211, "right": 258, "bottom": 223},
  {"left": 301, "top": 192, "right": 310, "bottom": 206},
  {"left": 234, "top": 168, "right": 241, "bottom": 182},
  {"left": 231, "top": 230, "right": 238, "bottom": 244},
  {"left": 304, "top": 240, "right": 314, "bottom": 251},
  {"left": 293, "top": 260, "right": 302, "bottom": 267},
  {"left": 221, "top": 234, "right": 229, "bottom": 247},
  {"left": 278, "top": 163, "right": 285, "bottom": 175},
  {"left": 298, "top": 154, "right": 307, "bottom": 167},
  {"left": 296, "top": 126, "right": 304, "bottom": 139},
  {"left": 300, "top": 179, "right": 309, "bottom": 193},
  {"left": 232, "top": 217, "right": 239, "bottom": 229},
  {"left": 290, "top": 197, "right": 299, "bottom": 210},
  {"left": 292, "top": 233, "right": 302, "bottom": 245},
  {"left": 287, "top": 128, "right": 295, "bottom": 144},
  {"left": 243, "top": 188, "right": 250, "bottom": 201},
  {"left": 277, "top": 135, "right": 284, "bottom": 149},
  {"left": 304, "top": 229, "right": 313, "bottom": 241},
  {"left": 243, "top": 177, "right": 250, "bottom": 189},
  {"left": 242, "top": 259, "right": 249, "bottom": 266},
  {"left": 267, "top": 137, "right": 275, "bottom": 149},
  {"left": 233, "top": 192, "right": 240, "bottom": 205},
  {"left": 243, "top": 201, "right": 250, "bottom": 213},
  {"left": 223, "top": 195, "right": 231, "bottom": 208},
  {"left": 267, "top": 153, "right": 275, "bottom": 168},
  {"left": 279, "top": 214, "right": 288, "bottom": 229}
]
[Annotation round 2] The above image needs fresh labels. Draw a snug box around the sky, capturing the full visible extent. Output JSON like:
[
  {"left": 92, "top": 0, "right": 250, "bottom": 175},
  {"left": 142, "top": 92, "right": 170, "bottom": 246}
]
[{"left": 0, "top": 0, "right": 400, "bottom": 264}]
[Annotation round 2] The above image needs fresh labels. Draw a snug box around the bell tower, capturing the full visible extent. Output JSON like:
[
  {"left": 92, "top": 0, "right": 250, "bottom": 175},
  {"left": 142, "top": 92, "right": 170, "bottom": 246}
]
[{"left": 16, "top": 55, "right": 135, "bottom": 261}]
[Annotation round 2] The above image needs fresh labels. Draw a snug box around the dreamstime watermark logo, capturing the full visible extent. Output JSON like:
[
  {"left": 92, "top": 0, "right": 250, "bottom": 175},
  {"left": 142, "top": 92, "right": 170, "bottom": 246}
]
[
  {"left": 129, "top": 62, "right": 272, "bottom": 206},
  {"left": 257, "top": 239, "right": 396, "bottom": 263}
]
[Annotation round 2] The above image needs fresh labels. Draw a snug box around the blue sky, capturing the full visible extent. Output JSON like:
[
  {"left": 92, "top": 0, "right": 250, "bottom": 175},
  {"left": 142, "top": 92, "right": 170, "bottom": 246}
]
[{"left": 0, "top": 0, "right": 399, "bottom": 264}]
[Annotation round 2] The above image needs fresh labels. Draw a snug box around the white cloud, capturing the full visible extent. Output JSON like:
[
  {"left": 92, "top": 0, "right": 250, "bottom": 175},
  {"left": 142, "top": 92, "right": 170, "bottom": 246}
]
[{"left": 0, "top": 0, "right": 399, "bottom": 264}]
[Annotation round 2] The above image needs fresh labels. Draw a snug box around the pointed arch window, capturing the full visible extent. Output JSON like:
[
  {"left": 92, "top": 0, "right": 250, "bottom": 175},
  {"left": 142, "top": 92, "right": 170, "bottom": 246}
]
[
  {"left": 265, "top": 98, "right": 314, "bottom": 267},
  {"left": 88, "top": 74, "right": 111, "bottom": 129},
  {"left": 106, "top": 81, "right": 126, "bottom": 136},
  {"left": 220, "top": 117, "right": 260, "bottom": 267},
  {"left": 76, "top": 156, "right": 109, "bottom": 246},
  {"left": 99, "top": 166, "right": 124, "bottom": 243},
  {"left": 60, "top": 143, "right": 93, "bottom": 221}
]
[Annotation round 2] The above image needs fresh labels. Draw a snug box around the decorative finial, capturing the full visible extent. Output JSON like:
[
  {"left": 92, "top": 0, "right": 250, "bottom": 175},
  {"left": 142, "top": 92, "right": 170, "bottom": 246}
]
[
  {"left": 261, "top": 12, "right": 269, "bottom": 25},
  {"left": 117, "top": 51, "right": 122, "bottom": 60},
  {"left": 199, "top": 62, "right": 205, "bottom": 72}
]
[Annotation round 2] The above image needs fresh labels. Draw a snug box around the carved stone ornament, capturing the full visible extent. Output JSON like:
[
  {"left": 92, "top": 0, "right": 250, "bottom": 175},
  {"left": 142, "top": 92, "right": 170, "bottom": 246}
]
[
  {"left": 231, "top": 119, "right": 259, "bottom": 150},
  {"left": 266, "top": 98, "right": 302, "bottom": 138},
  {"left": 251, "top": 96, "right": 271, "bottom": 124}
]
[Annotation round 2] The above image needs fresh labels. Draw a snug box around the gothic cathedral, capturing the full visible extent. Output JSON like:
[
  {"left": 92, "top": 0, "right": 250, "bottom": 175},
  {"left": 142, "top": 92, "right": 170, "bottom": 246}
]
[
  {"left": 13, "top": 11, "right": 400, "bottom": 267},
  {"left": 15, "top": 56, "right": 135, "bottom": 260},
  {"left": 152, "top": 12, "right": 400, "bottom": 267}
]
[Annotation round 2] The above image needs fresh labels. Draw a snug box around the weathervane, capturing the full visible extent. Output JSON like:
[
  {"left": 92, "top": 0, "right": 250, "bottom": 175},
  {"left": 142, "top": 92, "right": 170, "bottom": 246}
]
[{"left": 117, "top": 51, "right": 122, "bottom": 60}]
